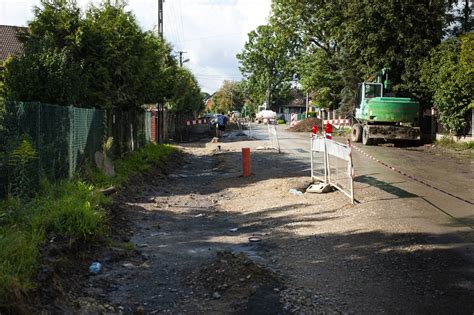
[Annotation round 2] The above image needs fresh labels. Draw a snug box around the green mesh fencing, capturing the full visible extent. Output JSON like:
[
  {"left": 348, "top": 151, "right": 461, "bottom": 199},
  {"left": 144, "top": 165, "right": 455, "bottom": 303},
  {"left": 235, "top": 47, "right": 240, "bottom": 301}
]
[
  {"left": 145, "top": 111, "right": 151, "bottom": 143},
  {"left": 0, "top": 101, "right": 151, "bottom": 197}
]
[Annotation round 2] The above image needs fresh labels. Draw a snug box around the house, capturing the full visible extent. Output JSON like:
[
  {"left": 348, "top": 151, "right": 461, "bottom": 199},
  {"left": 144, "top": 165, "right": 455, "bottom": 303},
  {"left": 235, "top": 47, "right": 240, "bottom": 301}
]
[
  {"left": 278, "top": 89, "right": 308, "bottom": 115},
  {"left": 0, "top": 25, "right": 27, "bottom": 65}
]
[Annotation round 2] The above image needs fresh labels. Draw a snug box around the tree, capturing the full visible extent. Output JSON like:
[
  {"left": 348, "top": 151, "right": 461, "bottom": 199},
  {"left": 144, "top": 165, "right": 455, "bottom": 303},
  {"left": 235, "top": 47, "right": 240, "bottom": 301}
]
[
  {"left": 420, "top": 33, "right": 474, "bottom": 135},
  {"left": 166, "top": 67, "right": 203, "bottom": 115},
  {"left": 212, "top": 80, "right": 245, "bottom": 113},
  {"left": 268, "top": 0, "right": 453, "bottom": 109},
  {"left": 237, "top": 24, "right": 295, "bottom": 109},
  {"left": 2, "top": 0, "right": 202, "bottom": 114},
  {"left": 3, "top": 0, "right": 85, "bottom": 105}
]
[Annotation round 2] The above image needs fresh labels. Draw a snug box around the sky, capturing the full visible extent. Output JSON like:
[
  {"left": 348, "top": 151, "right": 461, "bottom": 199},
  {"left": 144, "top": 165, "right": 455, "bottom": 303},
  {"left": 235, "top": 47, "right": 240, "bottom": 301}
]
[{"left": 0, "top": 0, "right": 272, "bottom": 93}]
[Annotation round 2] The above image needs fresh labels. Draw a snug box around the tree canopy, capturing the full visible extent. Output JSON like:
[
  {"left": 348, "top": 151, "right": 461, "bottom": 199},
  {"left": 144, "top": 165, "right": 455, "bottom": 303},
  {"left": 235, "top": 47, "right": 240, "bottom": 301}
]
[
  {"left": 238, "top": 0, "right": 472, "bottom": 129},
  {"left": 211, "top": 80, "right": 245, "bottom": 114},
  {"left": 2, "top": 0, "right": 203, "bottom": 114},
  {"left": 236, "top": 24, "right": 296, "bottom": 109}
]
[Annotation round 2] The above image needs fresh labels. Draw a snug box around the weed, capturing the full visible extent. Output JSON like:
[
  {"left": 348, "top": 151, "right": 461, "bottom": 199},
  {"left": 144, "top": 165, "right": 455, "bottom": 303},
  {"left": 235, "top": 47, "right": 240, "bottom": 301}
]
[
  {"left": 0, "top": 226, "right": 43, "bottom": 301},
  {"left": 110, "top": 241, "right": 135, "bottom": 251},
  {"left": 0, "top": 181, "right": 108, "bottom": 304},
  {"left": 0, "top": 142, "right": 176, "bottom": 307},
  {"left": 435, "top": 136, "right": 474, "bottom": 151}
]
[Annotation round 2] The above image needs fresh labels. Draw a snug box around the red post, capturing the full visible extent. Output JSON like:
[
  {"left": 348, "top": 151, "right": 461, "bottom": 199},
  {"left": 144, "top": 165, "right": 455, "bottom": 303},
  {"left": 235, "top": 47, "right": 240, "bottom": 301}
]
[
  {"left": 242, "top": 148, "right": 251, "bottom": 177},
  {"left": 324, "top": 121, "right": 333, "bottom": 139}
]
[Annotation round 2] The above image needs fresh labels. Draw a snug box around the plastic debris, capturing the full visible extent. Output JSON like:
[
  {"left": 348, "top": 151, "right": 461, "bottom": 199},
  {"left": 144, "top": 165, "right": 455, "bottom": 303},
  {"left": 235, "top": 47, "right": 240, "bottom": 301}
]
[
  {"left": 229, "top": 228, "right": 239, "bottom": 232},
  {"left": 288, "top": 188, "right": 304, "bottom": 196},
  {"left": 89, "top": 262, "right": 102, "bottom": 274}
]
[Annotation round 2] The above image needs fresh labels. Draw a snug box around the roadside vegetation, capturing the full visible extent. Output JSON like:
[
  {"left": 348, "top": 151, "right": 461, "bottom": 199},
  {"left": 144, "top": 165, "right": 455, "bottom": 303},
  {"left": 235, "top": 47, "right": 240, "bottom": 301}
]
[
  {"left": 0, "top": 143, "right": 176, "bottom": 308},
  {"left": 435, "top": 136, "right": 474, "bottom": 151}
]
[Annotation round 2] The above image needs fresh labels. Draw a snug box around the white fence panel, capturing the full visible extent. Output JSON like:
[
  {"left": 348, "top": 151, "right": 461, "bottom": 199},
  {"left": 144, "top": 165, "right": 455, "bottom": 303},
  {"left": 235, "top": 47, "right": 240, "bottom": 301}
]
[
  {"left": 267, "top": 124, "right": 280, "bottom": 153},
  {"left": 310, "top": 136, "right": 354, "bottom": 204},
  {"left": 310, "top": 135, "right": 327, "bottom": 184}
]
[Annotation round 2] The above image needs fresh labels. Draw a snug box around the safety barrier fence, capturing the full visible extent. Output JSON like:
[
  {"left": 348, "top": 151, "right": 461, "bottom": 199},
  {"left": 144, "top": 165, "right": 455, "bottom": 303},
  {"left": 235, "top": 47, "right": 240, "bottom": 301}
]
[
  {"left": 267, "top": 123, "right": 280, "bottom": 153},
  {"left": 311, "top": 135, "right": 354, "bottom": 203}
]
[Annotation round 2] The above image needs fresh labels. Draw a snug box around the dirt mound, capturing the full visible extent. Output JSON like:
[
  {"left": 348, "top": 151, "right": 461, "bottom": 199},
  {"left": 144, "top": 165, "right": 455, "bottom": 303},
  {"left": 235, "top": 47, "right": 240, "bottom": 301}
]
[
  {"left": 287, "top": 118, "right": 322, "bottom": 133},
  {"left": 194, "top": 251, "right": 280, "bottom": 293},
  {"left": 188, "top": 251, "right": 285, "bottom": 313}
]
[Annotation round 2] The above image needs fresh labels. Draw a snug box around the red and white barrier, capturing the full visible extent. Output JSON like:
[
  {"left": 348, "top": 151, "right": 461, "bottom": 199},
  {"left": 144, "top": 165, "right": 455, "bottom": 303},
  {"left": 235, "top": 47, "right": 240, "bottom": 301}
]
[
  {"left": 290, "top": 113, "right": 297, "bottom": 127},
  {"left": 186, "top": 119, "right": 207, "bottom": 126},
  {"left": 323, "top": 118, "right": 350, "bottom": 126}
]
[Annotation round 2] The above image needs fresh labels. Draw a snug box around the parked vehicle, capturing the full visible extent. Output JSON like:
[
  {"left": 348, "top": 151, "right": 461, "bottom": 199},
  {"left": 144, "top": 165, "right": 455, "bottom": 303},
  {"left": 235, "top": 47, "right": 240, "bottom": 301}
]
[{"left": 351, "top": 68, "right": 420, "bottom": 145}]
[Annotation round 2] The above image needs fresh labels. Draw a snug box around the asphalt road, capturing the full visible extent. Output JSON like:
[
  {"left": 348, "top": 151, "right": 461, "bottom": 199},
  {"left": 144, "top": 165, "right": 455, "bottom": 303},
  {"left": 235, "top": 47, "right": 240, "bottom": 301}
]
[{"left": 247, "top": 123, "right": 474, "bottom": 231}]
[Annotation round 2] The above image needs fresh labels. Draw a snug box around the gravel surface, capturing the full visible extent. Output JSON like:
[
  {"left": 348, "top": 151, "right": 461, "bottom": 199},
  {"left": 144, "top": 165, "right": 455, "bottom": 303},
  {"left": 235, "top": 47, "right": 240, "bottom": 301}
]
[{"left": 32, "top": 129, "right": 474, "bottom": 314}]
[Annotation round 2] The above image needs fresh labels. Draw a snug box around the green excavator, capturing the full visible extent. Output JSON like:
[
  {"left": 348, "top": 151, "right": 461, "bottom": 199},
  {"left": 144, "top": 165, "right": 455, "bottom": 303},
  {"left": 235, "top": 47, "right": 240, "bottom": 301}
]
[{"left": 351, "top": 68, "right": 420, "bottom": 145}]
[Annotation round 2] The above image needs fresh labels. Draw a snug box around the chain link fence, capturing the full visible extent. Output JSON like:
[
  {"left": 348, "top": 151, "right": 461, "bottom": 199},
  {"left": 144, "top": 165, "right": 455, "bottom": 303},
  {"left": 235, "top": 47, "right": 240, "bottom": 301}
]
[{"left": 0, "top": 101, "right": 151, "bottom": 197}]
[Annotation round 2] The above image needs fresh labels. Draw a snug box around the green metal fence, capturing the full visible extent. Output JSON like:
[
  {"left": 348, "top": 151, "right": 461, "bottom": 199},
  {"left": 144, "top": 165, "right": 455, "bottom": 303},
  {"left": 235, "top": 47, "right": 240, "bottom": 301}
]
[{"left": 0, "top": 101, "right": 150, "bottom": 197}]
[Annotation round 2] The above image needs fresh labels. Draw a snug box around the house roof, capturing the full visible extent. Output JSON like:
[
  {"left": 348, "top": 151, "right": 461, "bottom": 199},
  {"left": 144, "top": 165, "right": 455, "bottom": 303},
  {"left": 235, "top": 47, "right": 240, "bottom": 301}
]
[
  {"left": 0, "top": 25, "right": 27, "bottom": 63},
  {"left": 281, "top": 89, "right": 307, "bottom": 108}
]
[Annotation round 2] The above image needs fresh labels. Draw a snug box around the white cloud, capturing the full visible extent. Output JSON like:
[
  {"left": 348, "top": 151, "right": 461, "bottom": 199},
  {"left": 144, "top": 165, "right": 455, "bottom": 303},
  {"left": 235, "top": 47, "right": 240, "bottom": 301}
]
[{"left": 0, "top": 0, "right": 271, "bottom": 93}]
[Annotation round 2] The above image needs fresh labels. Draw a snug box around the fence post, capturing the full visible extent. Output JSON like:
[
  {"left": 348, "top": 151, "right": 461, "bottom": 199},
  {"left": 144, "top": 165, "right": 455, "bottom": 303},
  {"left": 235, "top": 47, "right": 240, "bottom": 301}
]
[
  {"left": 36, "top": 103, "right": 41, "bottom": 188},
  {"left": 68, "top": 106, "right": 74, "bottom": 178},
  {"left": 310, "top": 137, "right": 313, "bottom": 182}
]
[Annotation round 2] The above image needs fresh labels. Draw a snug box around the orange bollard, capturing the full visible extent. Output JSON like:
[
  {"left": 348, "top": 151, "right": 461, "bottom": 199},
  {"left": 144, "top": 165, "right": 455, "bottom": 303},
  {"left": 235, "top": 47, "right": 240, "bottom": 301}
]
[{"left": 242, "top": 148, "right": 251, "bottom": 177}]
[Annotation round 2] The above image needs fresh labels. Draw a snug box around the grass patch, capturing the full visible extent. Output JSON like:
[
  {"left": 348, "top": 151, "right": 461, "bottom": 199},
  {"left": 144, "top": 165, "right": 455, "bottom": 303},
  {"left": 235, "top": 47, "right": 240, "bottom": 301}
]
[
  {"left": 0, "top": 180, "right": 108, "bottom": 304},
  {"left": 435, "top": 136, "right": 474, "bottom": 151},
  {"left": 0, "top": 143, "right": 177, "bottom": 308},
  {"left": 110, "top": 241, "right": 135, "bottom": 251}
]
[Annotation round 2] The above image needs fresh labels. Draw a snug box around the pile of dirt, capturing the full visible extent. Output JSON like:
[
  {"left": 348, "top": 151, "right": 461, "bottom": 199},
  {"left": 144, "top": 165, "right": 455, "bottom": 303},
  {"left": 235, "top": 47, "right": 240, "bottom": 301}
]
[
  {"left": 287, "top": 118, "right": 322, "bottom": 133},
  {"left": 187, "top": 251, "right": 284, "bottom": 313},
  {"left": 193, "top": 251, "right": 281, "bottom": 294}
]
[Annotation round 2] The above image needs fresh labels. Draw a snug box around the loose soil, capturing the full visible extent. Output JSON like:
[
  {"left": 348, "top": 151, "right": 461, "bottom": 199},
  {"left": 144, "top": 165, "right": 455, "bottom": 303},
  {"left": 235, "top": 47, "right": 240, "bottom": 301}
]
[
  {"left": 17, "top": 130, "right": 474, "bottom": 314},
  {"left": 287, "top": 118, "right": 322, "bottom": 133}
]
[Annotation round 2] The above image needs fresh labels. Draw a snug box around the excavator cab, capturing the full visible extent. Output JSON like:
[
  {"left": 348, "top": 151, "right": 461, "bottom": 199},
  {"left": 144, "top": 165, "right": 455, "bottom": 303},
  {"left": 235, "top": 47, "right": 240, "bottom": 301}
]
[{"left": 355, "top": 83, "right": 383, "bottom": 108}]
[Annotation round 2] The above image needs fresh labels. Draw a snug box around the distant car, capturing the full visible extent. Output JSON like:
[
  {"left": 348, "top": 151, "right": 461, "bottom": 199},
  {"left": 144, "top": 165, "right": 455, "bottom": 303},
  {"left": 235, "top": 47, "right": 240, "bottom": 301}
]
[
  {"left": 200, "top": 113, "right": 214, "bottom": 121},
  {"left": 207, "top": 114, "right": 224, "bottom": 126}
]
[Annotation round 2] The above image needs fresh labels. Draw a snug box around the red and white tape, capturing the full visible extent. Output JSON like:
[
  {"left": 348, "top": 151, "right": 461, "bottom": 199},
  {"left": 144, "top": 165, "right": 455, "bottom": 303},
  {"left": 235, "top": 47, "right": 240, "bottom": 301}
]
[
  {"left": 186, "top": 119, "right": 207, "bottom": 126},
  {"left": 351, "top": 144, "right": 473, "bottom": 206}
]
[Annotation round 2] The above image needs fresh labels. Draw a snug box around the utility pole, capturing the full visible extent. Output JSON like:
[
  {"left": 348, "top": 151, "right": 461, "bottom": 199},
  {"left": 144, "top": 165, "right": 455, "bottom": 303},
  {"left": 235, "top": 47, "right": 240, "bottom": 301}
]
[
  {"left": 178, "top": 51, "right": 188, "bottom": 67},
  {"left": 306, "top": 91, "right": 309, "bottom": 118},
  {"left": 158, "top": 0, "right": 164, "bottom": 40}
]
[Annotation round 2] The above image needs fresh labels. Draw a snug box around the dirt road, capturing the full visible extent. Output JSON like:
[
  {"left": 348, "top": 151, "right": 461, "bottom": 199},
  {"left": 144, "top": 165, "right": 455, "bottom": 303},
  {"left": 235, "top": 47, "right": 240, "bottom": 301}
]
[{"left": 62, "top": 127, "right": 473, "bottom": 314}]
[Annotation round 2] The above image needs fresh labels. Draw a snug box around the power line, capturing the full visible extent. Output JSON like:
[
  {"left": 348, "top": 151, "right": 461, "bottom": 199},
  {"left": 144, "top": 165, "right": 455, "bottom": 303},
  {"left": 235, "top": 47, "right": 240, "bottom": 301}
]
[{"left": 174, "top": 33, "right": 243, "bottom": 43}]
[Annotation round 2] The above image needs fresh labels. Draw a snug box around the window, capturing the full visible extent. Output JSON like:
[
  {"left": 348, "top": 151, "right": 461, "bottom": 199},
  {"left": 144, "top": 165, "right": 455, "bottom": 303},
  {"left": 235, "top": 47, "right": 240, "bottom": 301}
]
[{"left": 364, "top": 84, "right": 382, "bottom": 99}]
